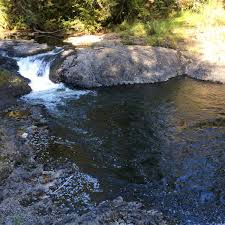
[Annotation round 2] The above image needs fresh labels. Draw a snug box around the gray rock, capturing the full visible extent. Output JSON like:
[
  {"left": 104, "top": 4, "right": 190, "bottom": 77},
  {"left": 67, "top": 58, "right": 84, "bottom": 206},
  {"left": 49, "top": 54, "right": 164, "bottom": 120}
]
[
  {"left": 0, "top": 55, "right": 19, "bottom": 73},
  {"left": 66, "top": 196, "right": 169, "bottom": 225},
  {"left": 184, "top": 55, "right": 225, "bottom": 84},
  {"left": 50, "top": 45, "right": 184, "bottom": 88},
  {"left": 50, "top": 48, "right": 76, "bottom": 83},
  {"left": 0, "top": 52, "right": 31, "bottom": 108},
  {"left": 0, "top": 40, "right": 52, "bottom": 57}
]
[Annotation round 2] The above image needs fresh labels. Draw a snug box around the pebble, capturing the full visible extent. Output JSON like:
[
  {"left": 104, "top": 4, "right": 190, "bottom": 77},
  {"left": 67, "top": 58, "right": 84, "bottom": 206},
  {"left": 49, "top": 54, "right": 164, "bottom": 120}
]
[{"left": 21, "top": 132, "right": 28, "bottom": 139}]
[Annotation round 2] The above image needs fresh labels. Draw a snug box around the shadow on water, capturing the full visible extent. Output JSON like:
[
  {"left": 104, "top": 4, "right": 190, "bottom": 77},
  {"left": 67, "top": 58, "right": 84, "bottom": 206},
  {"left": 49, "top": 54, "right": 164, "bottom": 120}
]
[{"left": 34, "top": 76, "right": 225, "bottom": 224}]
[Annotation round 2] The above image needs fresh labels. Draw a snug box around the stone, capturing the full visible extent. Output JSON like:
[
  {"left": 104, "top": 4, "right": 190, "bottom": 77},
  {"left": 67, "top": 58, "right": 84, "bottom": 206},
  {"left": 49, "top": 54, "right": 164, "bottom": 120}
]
[
  {"left": 184, "top": 55, "right": 225, "bottom": 83},
  {"left": 0, "top": 55, "right": 19, "bottom": 73},
  {"left": 0, "top": 40, "right": 52, "bottom": 57},
  {"left": 21, "top": 133, "right": 28, "bottom": 139},
  {"left": 50, "top": 45, "right": 184, "bottom": 88},
  {"left": 51, "top": 44, "right": 225, "bottom": 87},
  {"left": 0, "top": 53, "right": 31, "bottom": 109},
  {"left": 0, "top": 69, "right": 31, "bottom": 98}
]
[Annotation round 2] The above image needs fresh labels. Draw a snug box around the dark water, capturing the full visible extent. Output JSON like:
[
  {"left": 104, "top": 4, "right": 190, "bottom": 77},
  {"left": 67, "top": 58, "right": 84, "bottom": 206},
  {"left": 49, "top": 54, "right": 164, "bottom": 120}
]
[{"left": 33, "top": 77, "right": 225, "bottom": 224}]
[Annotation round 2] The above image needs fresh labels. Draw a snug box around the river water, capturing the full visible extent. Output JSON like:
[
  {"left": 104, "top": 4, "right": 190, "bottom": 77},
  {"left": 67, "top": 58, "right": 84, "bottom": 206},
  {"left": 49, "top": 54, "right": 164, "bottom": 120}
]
[{"left": 16, "top": 49, "right": 225, "bottom": 224}]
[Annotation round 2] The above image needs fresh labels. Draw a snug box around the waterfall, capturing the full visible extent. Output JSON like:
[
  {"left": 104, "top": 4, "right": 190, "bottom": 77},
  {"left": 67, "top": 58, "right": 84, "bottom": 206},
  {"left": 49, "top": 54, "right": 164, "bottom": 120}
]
[
  {"left": 16, "top": 48, "right": 63, "bottom": 92},
  {"left": 15, "top": 48, "right": 91, "bottom": 109}
]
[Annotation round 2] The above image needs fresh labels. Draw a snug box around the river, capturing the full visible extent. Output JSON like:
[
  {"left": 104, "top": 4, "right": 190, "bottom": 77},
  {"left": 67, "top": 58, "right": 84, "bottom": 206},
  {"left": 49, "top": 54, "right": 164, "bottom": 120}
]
[{"left": 15, "top": 48, "right": 225, "bottom": 224}]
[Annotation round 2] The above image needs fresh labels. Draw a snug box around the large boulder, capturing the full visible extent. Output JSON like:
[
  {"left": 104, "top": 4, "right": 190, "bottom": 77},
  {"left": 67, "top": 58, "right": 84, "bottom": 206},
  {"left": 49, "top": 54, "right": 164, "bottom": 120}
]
[
  {"left": 0, "top": 40, "right": 52, "bottom": 57},
  {"left": 50, "top": 45, "right": 184, "bottom": 88}
]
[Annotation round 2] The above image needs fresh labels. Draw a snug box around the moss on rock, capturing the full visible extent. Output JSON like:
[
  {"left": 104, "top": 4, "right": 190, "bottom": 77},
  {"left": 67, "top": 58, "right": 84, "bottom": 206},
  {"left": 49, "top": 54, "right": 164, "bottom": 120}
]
[{"left": 0, "top": 69, "right": 31, "bottom": 97}]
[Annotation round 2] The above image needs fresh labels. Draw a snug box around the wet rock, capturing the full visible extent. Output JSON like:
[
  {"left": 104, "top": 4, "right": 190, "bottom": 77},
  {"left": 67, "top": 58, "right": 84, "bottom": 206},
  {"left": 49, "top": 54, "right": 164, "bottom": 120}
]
[
  {"left": 0, "top": 40, "right": 52, "bottom": 57},
  {"left": 0, "top": 55, "right": 19, "bottom": 73},
  {"left": 0, "top": 55, "right": 31, "bottom": 109},
  {"left": 0, "top": 103, "right": 52, "bottom": 225},
  {"left": 70, "top": 197, "right": 169, "bottom": 225},
  {"left": 0, "top": 52, "right": 31, "bottom": 103},
  {"left": 50, "top": 45, "right": 184, "bottom": 88},
  {"left": 0, "top": 69, "right": 31, "bottom": 98},
  {"left": 5, "top": 109, "right": 31, "bottom": 121}
]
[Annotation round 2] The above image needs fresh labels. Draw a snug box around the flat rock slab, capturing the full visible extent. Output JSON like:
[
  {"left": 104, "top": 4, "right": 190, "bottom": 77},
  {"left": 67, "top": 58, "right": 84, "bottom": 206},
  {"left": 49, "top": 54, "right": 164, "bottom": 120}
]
[
  {"left": 185, "top": 56, "right": 225, "bottom": 84},
  {"left": 0, "top": 40, "right": 52, "bottom": 57},
  {"left": 51, "top": 45, "right": 184, "bottom": 88}
]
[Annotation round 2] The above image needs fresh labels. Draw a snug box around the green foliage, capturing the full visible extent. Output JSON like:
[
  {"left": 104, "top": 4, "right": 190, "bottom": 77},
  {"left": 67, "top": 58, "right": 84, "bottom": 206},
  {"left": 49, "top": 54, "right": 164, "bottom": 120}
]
[
  {"left": 0, "top": 0, "right": 119, "bottom": 31},
  {"left": 0, "top": 0, "right": 223, "bottom": 33},
  {"left": 116, "top": 18, "right": 185, "bottom": 47},
  {"left": 116, "top": 0, "right": 225, "bottom": 49}
]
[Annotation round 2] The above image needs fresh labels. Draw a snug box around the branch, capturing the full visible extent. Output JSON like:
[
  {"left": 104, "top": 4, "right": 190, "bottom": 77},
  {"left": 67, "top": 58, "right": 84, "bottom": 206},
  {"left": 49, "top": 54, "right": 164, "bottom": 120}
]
[{"left": 33, "top": 28, "right": 64, "bottom": 34}]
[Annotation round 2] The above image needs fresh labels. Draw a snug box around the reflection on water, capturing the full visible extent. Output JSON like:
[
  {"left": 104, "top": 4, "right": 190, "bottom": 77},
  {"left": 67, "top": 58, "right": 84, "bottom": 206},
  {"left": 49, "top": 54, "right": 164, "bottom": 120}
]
[{"left": 29, "top": 77, "right": 225, "bottom": 224}]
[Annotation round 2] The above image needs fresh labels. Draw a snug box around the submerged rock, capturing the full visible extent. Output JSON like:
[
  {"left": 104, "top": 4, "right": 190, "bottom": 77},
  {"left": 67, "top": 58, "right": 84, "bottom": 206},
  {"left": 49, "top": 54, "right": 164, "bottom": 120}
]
[
  {"left": 0, "top": 40, "right": 52, "bottom": 57},
  {"left": 50, "top": 45, "right": 184, "bottom": 88}
]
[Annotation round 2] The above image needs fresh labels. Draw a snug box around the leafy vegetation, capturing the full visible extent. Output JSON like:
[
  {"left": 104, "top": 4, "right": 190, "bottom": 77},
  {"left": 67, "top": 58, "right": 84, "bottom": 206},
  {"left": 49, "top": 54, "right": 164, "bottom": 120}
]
[
  {"left": 0, "top": 0, "right": 215, "bottom": 32},
  {"left": 116, "top": 0, "right": 225, "bottom": 48},
  {"left": 0, "top": 0, "right": 225, "bottom": 50}
]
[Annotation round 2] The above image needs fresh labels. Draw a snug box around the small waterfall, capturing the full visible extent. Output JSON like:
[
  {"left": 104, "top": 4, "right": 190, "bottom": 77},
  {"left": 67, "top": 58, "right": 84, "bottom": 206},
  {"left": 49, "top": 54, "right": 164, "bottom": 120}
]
[
  {"left": 15, "top": 48, "right": 91, "bottom": 109},
  {"left": 16, "top": 48, "right": 63, "bottom": 92}
]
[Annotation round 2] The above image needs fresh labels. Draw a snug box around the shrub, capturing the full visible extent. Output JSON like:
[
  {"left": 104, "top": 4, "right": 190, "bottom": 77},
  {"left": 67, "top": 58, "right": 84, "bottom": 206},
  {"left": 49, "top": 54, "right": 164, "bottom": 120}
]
[{"left": 0, "top": 0, "right": 223, "bottom": 33}]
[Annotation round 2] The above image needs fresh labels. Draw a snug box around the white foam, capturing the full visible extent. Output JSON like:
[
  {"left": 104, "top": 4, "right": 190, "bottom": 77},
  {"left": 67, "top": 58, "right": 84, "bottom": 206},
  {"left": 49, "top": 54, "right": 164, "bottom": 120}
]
[
  {"left": 16, "top": 48, "right": 92, "bottom": 109},
  {"left": 16, "top": 48, "right": 63, "bottom": 92},
  {"left": 23, "top": 84, "right": 90, "bottom": 110}
]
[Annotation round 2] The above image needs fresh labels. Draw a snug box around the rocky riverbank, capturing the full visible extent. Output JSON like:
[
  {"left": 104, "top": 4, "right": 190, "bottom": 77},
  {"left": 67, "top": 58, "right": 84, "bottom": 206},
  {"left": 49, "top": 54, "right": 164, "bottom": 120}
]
[{"left": 0, "top": 100, "right": 171, "bottom": 225}]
